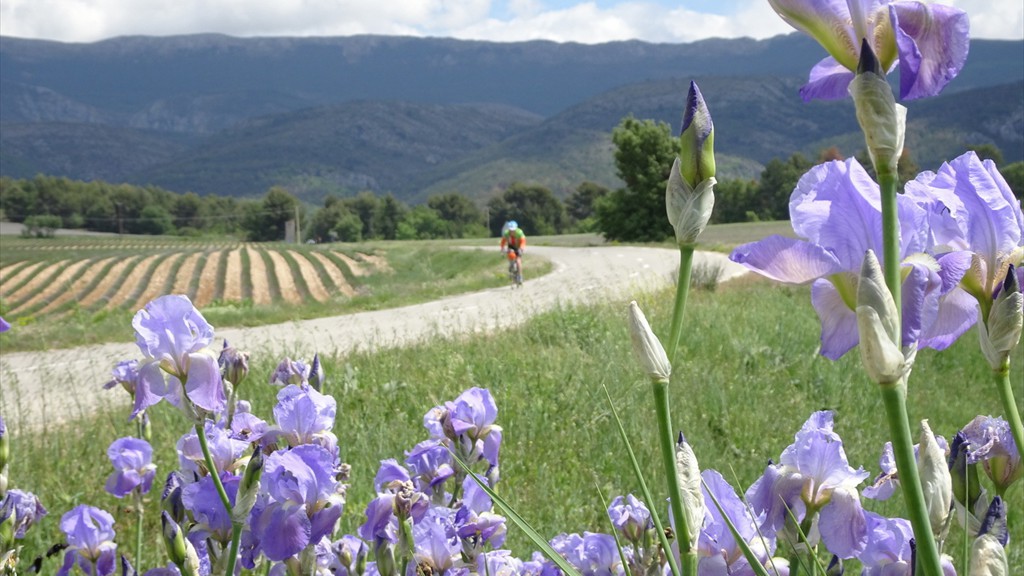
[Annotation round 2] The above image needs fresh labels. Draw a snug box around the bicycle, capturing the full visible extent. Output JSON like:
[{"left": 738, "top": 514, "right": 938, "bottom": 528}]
[{"left": 505, "top": 251, "right": 523, "bottom": 288}]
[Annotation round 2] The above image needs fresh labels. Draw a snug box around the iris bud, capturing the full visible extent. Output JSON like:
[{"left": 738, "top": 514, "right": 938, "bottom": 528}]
[
  {"left": 309, "top": 353, "right": 325, "bottom": 392},
  {"left": 667, "top": 81, "right": 716, "bottom": 246},
  {"left": 674, "top": 432, "right": 704, "bottom": 550},
  {"left": 856, "top": 250, "right": 909, "bottom": 384},
  {"left": 232, "top": 449, "right": 263, "bottom": 523},
  {"left": 218, "top": 340, "right": 250, "bottom": 387},
  {"left": 161, "top": 471, "right": 185, "bottom": 524},
  {"left": 826, "top": 555, "right": 843, "bottom": 576},
  {"left": 162, "top": 511, "right": 200, "bottom": 576},
  {"left": 850, "top": 40, "right": 906, "bottom": 177},
  {"left": 678, "top": 81, "right": 716, "bottom": 187},
  {"left": 979, "top": 264, "right": 1023, "bottom": 371},
  {"left": 919, "top": 420, "right": 952, "bottom": 540},
  {"left": 628, "top": 301, "right": 671, "bottom": 383},
  {"left": 948, "top": 432, "right": 983, "bottom": 514},
  {"left": 971, "top": 497, "right": 1009, "bottom": 576},
  {"left": 121, "top": 555, "right": 137, "bottom": 576}
]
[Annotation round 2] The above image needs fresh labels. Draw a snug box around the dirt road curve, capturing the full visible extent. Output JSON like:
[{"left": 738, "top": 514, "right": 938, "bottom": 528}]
[{"left": 0, "top": 246, "right": 747, "bottom": 432}]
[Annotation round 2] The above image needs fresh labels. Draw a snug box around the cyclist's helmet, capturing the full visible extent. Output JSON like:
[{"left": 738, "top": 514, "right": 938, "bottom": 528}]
[{"left": 507, "top": 220, "right": 518, "bottom": 231}]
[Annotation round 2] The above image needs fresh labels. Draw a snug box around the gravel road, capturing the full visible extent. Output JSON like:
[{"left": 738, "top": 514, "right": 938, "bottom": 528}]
[{"left": 0, "top": 245, "right": 747, "bottom": 432}]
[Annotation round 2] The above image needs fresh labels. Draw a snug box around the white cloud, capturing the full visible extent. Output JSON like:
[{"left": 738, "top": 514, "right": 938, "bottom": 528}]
[{"left": 0, "top": 0, "right": 1020, "bottom": 44}]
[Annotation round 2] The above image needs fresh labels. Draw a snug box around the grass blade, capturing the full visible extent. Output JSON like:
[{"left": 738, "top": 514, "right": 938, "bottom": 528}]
[{"left": 602, "top": 384, "right": 682, "bottom": 576}]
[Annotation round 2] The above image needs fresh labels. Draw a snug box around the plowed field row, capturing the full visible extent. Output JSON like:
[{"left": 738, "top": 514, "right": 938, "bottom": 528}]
[{"left": 0, "top": 245, "right": 385, "bottom": 321}]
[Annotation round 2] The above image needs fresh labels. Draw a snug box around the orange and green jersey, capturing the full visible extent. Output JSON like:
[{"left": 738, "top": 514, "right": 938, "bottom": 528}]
[{"left": 500, "top": 228, "right": 526, "bottom": 250}]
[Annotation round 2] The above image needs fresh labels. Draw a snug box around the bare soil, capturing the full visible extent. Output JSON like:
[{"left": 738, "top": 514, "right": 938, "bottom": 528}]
[
  {"left": 288, "top": 250, "right": 331, "bottom": 302},
  {"left": 193, "top": 250, "right": 224, "bottom": 307},
  {"left": 170, "top": 252, "right": 203, "bottom": 296},
  {"left": 37, "top": 257, "right": 117, "bottom": 315},
  {"left": 104, "top": 254, "right": 160, "bottom": 309},
  {"left": 309, "top": 251, "right": 355, "bottom": 297},
  {"left": 11, "top": 259, "right": 90, "bottom": 314},
  {"left": 245, "top": 247, "right": 272, "bottom": 305},
  {"left": 223, "top": 248, "right": 243, "bottom": 302},
  {"left": 265, "top": 250, "right": 302, "bottom": 304},
  {"left": 131, "top": 254, "right": 180, "bottom": 310},
  {"left": 79, "top": 256, "right": 138, "bottom": 308}
]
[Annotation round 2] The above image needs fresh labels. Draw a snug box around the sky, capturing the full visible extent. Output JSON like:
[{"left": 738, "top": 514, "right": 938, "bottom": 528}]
[{"left": 1, "top": 0, "right": 1021, "bottom": 45}]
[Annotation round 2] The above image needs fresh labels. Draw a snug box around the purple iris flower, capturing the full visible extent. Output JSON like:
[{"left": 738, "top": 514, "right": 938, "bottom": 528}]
[
  {"left": 730, "top": 158, "right": 973, "bottom": 359},
  {"left": 177, "top": 420, "right": 248, "bottom": 477},
  {"left": 249, "top": 444, "right": 345, "bottom": 561},
  {"left": 405, "top": 440, "right": 455, "bottom": 496},
  {"left": 856, "top": 512, "right": 956, "bottom": 576},
  {"left": 325, "top": 534, "right": 368, "bottom": 576},
  {"left": 746, "top": 411, "right": 869, "bottom": 559},
  {"left": 57, "top": 505, "right": 118, "bottom": 576},
  {"left": 271, "top": 383, "right": 337, "bottom": 452},
  {"left": 411, "top": 512, "right": 461, "bottom": 575},
  {"left": 131, "top": 295, "right": 225, "bottom": 418},
  {"left": 549, "top": 532, "right": 622, "bottom": 576},
  {"left": 699, "top": 470, "right": 778, "bottom": 575},
  {"left": 767, "top": 0, "right": 969, "bottom": 101},
  {"left": 0, "top": 316, "right": 10, "bottom": 332},
  {"left": 477, "top": 550, "right": 524, "bottom": 576},
  {"left": 607, "top": 494, "right": 652, "bottom": 543},
  {"left": 905, "top": 151, "right": 1024, "bottom": 306},
  {"left": 104, "top": 437, "right": 157, "bottom": 498},
  {"left": 182, "top": 472, "right": 239, "bottom": 544},
  {"left": 269, "top": 357, "right": 310, "bottom": 386},
  {"left": 358, "top": 493, "right": 398, "bottom": 546},
  {"left": 960, "top": 415, "right": 1021, "bottom": 493},
  {"left": 227, "top": 408, "right": 269, "bottom": 445},
  {"left": 0, "top": 489, "right": 47, "bottom": 539},
  {"left": 864, "top": 435, "right": 949, "bottom": 500},
  {"left": 454, "top": 476, "right": 506, "bottom": 548},
  {"left": 424, "top": 387, "right": 503, "bottom": 468}
]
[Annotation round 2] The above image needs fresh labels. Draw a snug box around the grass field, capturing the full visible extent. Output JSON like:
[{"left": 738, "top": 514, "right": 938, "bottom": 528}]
[
  {"left": 5, "top": 273, "right": 1021, "bottom": 572},
  {"left": 0, "top": 236, "right": 552, "bottom": 351}
]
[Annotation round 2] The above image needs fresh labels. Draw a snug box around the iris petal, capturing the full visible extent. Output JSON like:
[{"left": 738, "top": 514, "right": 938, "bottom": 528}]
[
  {"left": 800, "top": 57, "right": 857, "bottom": 101},
  {"left": 730, "top": 236, "right": 844, "bottom": 284},
  {"left": 891, "top": 3, "right": 970, "bottom": 100},
  {"left": 811, "top": 280, "right": 860, "bottom": 360},
  {"left": 819, "top": 487, "right": 868, "bottom": 558}
]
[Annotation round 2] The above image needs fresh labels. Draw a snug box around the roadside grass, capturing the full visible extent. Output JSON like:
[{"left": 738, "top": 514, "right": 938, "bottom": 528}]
[
  {"left": 6, "top": 277, "right": 1020, "bottom": 571},
  {"left": 0, "top": 242, "right": 550, "bottom": 352}
]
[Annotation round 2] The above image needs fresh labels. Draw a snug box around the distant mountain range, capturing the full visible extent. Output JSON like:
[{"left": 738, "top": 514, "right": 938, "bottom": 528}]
[{"left": 1, "top": 33, "right": 1021, "bottom": 203}]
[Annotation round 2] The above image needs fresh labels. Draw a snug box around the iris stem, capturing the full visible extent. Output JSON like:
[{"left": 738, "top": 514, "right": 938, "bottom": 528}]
[
  {"left": 877, "top": 169, "right": 902, "bottom": 334},
  {"left": 879, "top": 383, "right": 943, "bottom": 576},
  {"left": 652, "top": 379, "right": 697, "bottom": 576},
  {"left": 193, "top": 422, "right": 243, "bottom": 576},
  {"left": 135, "top": 489, "right": 144, "bottom": 569},
  {"left": 994, "top": 366, "right": 1024, "bottom": 462},
  {"left": 668, "top": 245, "right": 695, "bottom": 364}
]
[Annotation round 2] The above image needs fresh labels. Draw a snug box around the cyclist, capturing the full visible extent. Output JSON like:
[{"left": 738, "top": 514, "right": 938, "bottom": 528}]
[{"left": 500, "top": 220, "right": 526, "bottom": 282}]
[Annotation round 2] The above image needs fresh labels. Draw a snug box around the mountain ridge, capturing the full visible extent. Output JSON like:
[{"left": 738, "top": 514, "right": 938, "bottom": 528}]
[{"left": 1, "top": 33, "right": 1021, "bottom": 203}]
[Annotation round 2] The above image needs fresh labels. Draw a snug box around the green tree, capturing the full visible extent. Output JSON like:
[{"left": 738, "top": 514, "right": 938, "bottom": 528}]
[
  {"left": 397, "top": 206, "right": 448, "bottom": 240},
  {"left": 130, "top": 205, "right": 175, "bottom": 235},
  {"left": 711, "top": 178, "right": 760, "bottom": 224},
  {"left": 374, "top": 194, "right": 407, "bottom": 240},
  {"left": 594, "top": 117, "right": 678, "bottom": 241},
  {"left": 1002, "top": 161, "right": 1024, "bottom": 201},
  {"left": 427, "top": 192, "right": 484, "bottom": 238},
  {"left": 566, "top": 181, "right": 609, "bottom": 231},
  {"left": 755, "top": 153, "right": 814, "bottom": 220},
  {"left": 172, "top": 192, "right": 204, "bottom": 231},
  {"left": 486, "top": 182, "right": 566, "bottom": 236},
  {"left": 967, "top": 143, "right": 1004, "bottom": 165},
  {"left": 244, "top": 186, "right": 301, "bottom": 241},
  {"left": 343, "top": 192, "right": 382, "bottom": 240}
]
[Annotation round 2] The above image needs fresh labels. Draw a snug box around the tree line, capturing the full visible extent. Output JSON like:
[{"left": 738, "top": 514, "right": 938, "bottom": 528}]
[
  {"left": 0, "top": 176, "right": 601, "bottom": 242},
  {"left": 3, "top": 116, "right": 1019, "bottom": 243}
]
